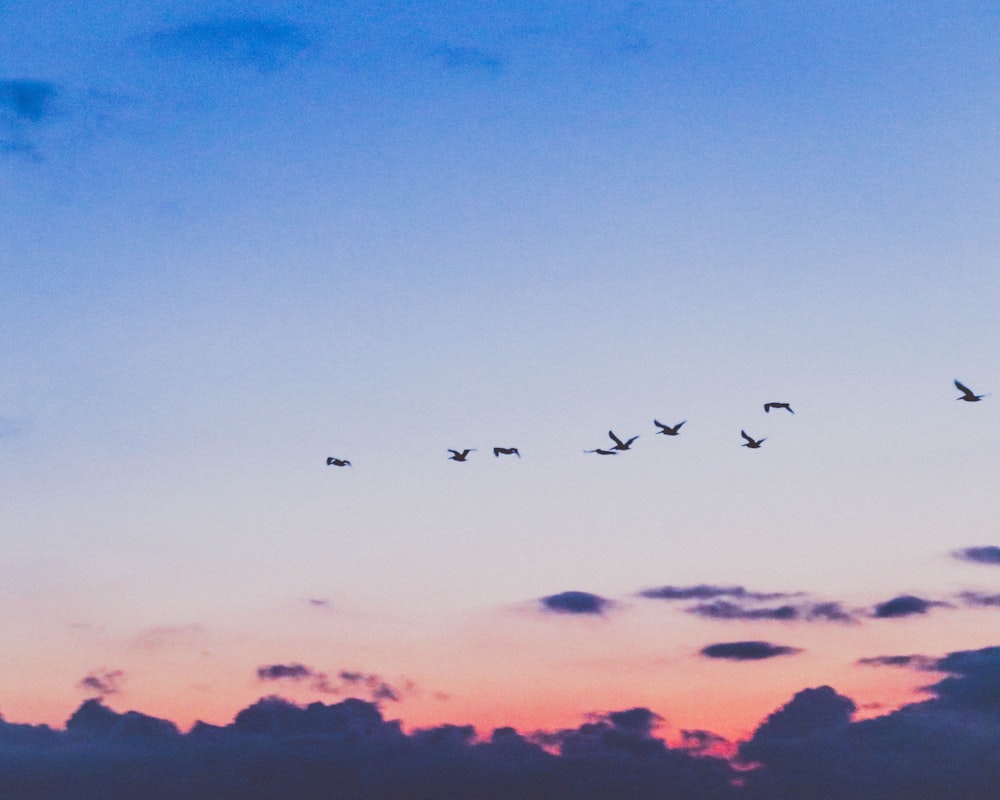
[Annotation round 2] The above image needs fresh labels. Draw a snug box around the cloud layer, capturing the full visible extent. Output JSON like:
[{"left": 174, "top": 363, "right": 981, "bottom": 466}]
[{"left": 1, "top": 646, "right": 998, "bottom": 799}]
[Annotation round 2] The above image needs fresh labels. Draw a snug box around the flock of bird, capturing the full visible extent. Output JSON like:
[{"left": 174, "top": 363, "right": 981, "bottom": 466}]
[{"left": 325, "top": 380, "right": 987, "bottom": 467}]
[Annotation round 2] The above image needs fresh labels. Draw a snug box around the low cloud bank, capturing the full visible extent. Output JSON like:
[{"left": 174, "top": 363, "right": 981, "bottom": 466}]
[{"left": 0, "top": 645, "right": 997, "bottom": 798}]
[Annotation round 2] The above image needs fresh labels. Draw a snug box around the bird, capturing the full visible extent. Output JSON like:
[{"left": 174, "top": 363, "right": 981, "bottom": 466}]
[
  {"left": 326, "top": 457, "right": 351, "bottom": 467},
  {"left": 954, "top": 379, "right": 986, "bottom": 402},
  {"left": 585, "top": 448, "right": 619, "bottom": 455},
  {"left": 608, "top": 430, "right": 639, "bottom": 450},
  {"left": 764, "top": 402, "right": 794, "bottom": 414},
  {"left": 493, "top": 447, "right": 521, "bottom": 458},
  {"left": 448, "top": 449, "right": 476, "bottom": 461},
  {"left": 741, "top": 430, "right": 765, "bottom": 449},
  {"left": 654, "top": 419, "right": 685, "bottom": 435}
]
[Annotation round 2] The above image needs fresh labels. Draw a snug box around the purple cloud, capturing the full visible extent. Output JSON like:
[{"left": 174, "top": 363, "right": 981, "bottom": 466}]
[
  {"left": 639, "top": 584, "right": 795, "bottom": 601},
  {"left": 856, "top": 654, "right": 941, "bottom": 670},
  {"left": 539, "top": 591, "right": 613, "bottom": 615},
  {"left": 700, "top": 641, "right": 802, "bottom": 661},
  {"left": 953, "top": 546, "right": 1000, "bottom": 565},
  {"left": 78, "top": 669, "right": 124, "bottom": 697},
  {"left": 257, "top": 663, "right": 315, "bottom": 681},
  {"left": 870, "top": 595, "right": 949, "bottom": 619}
]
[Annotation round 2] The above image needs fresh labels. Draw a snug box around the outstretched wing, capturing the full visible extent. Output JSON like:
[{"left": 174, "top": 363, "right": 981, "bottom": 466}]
[
  {"left": 741, "top": 430, "right": 753, "bottom": 443},
  {"left": 954, "top": 379, "right": 975, "bottom": 398},
  {"left": 608, "top": 430, "right": 625, "bottom": 447}
]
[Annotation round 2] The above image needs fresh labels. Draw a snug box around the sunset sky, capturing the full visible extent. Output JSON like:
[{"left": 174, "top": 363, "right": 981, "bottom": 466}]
[{"left": 2, "top": 1, "right": 1000, "bottom": 790}]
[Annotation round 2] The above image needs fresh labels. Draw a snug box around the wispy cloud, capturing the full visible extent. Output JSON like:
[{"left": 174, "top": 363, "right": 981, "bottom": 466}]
[
  {"left": 856, "top": 654, "right": 941, "bottom": 671},
  {"left": 77, "top": 669, "right": 124, "bottom": 697},
  {"left": 255, "top": 663, "right": 410, "bottom": 703},
  {"left": 639, "top": 584, "right": 797, "bottom": 601},
  {"left": 427, "top": 44, "right": 504, "bottom": 75},
  {"left": 539, "top": 590, "right": 613, "bottom": 615},
  {"left": 151, "top": 18, "right": 310, "bottom": 72},
  {"left": 700, "top": 641, "right": 802, "bottom": 661},
  {"left": 958, "top": 591, "right": 1000, "bottom": 608},
  {"left": 1, "top": 79, "right": 59, "bottom": 159},
  {"left": 953, "top": 546, "right": 1000, "bottom": 566}
]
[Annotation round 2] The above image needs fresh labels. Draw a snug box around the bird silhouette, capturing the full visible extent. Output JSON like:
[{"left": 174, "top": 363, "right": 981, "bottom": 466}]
[
  {"left": 608, "top": 430, "right": 639, "bottom": 450},
  {"left": 448, "top": 449, "right": 476, "bottom": 461},
  {"left": 764, "top": 402, "right": 794, "bottom": 414},
  {"left": 954, "top": 379, "right": 986, "bottom": 402},
  {"left": 654, "top": 419, "right": 685, "bottom": 435},
  {"left": 326, "top": 457, "right": 352, "bottom": 467},
  {"left": 493, "top": 447, "right": 521, "bottom": 458},
  {"left": 585, "top": 448, "right": 619, "bottom": 455},
  {"left": 741, "top": 430, "right": 765, "bottom": 449}
]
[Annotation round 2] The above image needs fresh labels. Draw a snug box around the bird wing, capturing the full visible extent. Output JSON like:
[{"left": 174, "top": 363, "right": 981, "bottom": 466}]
[
  {"left": 764, "top": 403, "right": 773, "bottom": 412},
  {"left": 741, "top": 430, "right": 752, "bottom": 443},
  {"left": 608, "top": 430, "right": 625, "bottom": 447},
  {"left": 954, "top": 379, "right": 975, "bottom": 397},
  {"left": 624, "top": 435, "right": 639, "bottom": 447},
  {"left": 653, "top": 419, "right": 666, "bottom": 430}
]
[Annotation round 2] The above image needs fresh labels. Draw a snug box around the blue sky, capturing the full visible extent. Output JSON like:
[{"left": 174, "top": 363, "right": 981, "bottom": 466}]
[{"left": 3, "top": 2, "right": 1000, "bottom": 780}]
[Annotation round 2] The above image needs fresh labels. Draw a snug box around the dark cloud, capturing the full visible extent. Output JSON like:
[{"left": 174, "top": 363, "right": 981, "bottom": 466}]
[
  {"left": 0, "top": 696, "right": 737, "bottom": 799},
  {"left": 0, "top": 80, "right": 57, "bottom": 123},
  {"left": 1, "top": 79, "right": 59, "bottom": 159},
  {"left": 953, "top": 546, "right": 1000, "bottom": 565},
  {"left": 804, "top": 601, "right": 857, "bottom": 623},
  {"left": 151, "top": 18, "right": 310, "bottom": 71},
  {"left": 255, "top": 664, "right": 410, "bottom": 703},
  {"left": 540, "top": 590, "right": 613, "bottom": 615},
  {"left": 737, "top": 647, "right": 1000, "bottom": 799},
  {"left": 3, "top": 651, "right": 1000, "bottom": 800},
  {"left": 77, "top": 669, "right": 124, "bottom": 697},
  {"left": 870, "top": 594, "right": 949, "bottom": 618},
  {"left": 857, "top": 654, "right": 941, "bottom": 670},
  {"left": 687, "top": 600, "right": 799, "bottom": 621},
  {"left": 639, "top": 584, "right": 795, "bottom": 601},
  {"left": 257, "top": 663, "right": 315, "bottom": 681},
  {"left": 959, "top": 590, "right": 1000, "bottom": 608},
  {"left": 700, "top": 641, "right": 802, "bottom": 661},
  {"left": 428, "top": 44, "right": 504, "bottom": 74}
]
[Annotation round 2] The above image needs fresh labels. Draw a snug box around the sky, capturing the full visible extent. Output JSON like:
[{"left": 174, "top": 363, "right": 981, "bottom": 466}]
[{"left": 2, "top": 0, "right": 1000, "bottom": 794}]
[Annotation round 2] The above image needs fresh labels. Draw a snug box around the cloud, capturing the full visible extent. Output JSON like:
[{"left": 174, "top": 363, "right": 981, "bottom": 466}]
[
  {"left": 151, "top": 18, "right": 310, "bottom": 72},
  {"left": 686, "top": 598, "right": 858, "bottom": 623},
  {"left": 428, "top": 44, "right": 504, "bottom": 75},
  {"left": 77, "top": 669, "right": 124, "bottom": 697},
  {"left": 870, "top": 594, "right": 949, "bottom": 618},
  {"left": 257, "top": 663, "right": 315, "bottom": 682},
  {"left": 700, "top": 641, "right": 802, "bottom": 661},
  {"left": 255, "top": 664, "right": 410, "bottom": 703},
  {"left": 0, "top": 696, "right": 737, "bottom": 798},
  {"left": 539, "top": 590, "right": 613, "bottom": 615},
  {"left": 1, "top": 79, "right": 59, "bottom": 159},
  {"left": 736, "top": 647, "right": 1000, "bottom": 798},
  {"left": 639, "top": 584, "right": 795, "bottom": 601},
  {"left": 959, "top": 591, "right": 1000, "bottom": 608},
  {"left": 131, "top": 624, "right": 204, "bottom": 652},
  {"left": 687, "top": 600, "right": 799, "bottom": 621},
  {"left": 953, "top": 546, "right": 1000, "bottom": 565},
  {"left": 856, "top": 654, "right": 941, "bottom": 670},
  {"left": 3, "top": 651, "right": 1000, "bottom": 799}
]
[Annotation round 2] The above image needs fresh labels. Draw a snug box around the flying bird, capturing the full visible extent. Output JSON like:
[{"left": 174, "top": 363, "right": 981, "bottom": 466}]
[
  {"left": 493, "top": 447, "right": 521, "bottom": 458},
  {"left": 448, "top": 449, "right": 476, "bottom": 462},
  {"left": 764, "top": 402, "right": 794, "bottom": 414},
  {"left": 741, "top": 430, "right": 765, "bottom": 449},
  {"left": 954, "top": 379, "right": 986, "bottom": 402},
  {"left": 585, "top": 449, "right": 619, "bottom": 455},
  {"left": 326, "top": 457, "right": 351, "bottom": 467},
  {"left": 654, "top": 419, "right": 685, "bottom": 435},
  {"left": 608, "top": 430, "right": 639, "bottom": 450}
]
